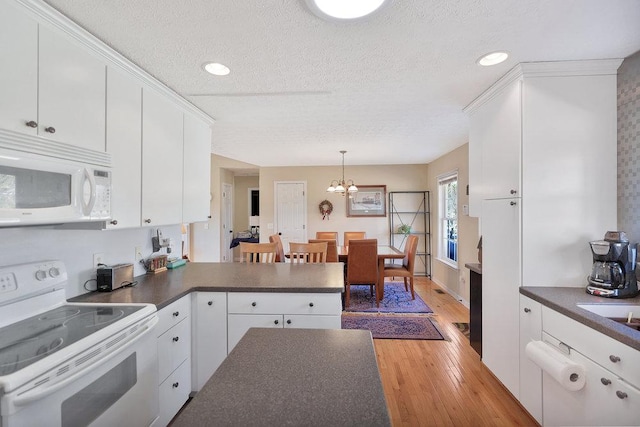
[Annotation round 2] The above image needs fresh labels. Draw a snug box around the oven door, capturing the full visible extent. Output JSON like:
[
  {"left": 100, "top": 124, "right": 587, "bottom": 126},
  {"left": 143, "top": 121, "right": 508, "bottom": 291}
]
[{"left": 1, "top": 317, "right": 159, "bottom": 427}]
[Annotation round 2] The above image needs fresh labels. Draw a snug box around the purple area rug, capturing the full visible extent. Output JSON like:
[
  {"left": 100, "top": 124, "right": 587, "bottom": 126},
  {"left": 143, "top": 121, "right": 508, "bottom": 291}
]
[
  {"left": 341, "top": 313, "right": 445, "bottom": 340},
  {"left": 345, "top": 282, "right": 433, "bottom": 313}
]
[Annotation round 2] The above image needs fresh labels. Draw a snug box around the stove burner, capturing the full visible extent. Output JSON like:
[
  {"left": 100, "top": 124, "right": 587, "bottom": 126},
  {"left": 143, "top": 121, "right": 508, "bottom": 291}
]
[
  {"left": 0, "top": 336, "right": 65, "bottom": 373},
  {"left": 38, "top": 308, "right": 81, "bottom": 322},
  {"left": 63, "top": 308, "right": 126, "bottom": 330}
]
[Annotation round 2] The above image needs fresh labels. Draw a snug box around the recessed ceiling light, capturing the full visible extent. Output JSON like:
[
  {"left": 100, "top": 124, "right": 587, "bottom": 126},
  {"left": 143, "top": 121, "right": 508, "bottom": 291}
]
[
  {"left": 305, "top": 0, "right": 388, "bottom": 20},
  {"left": 203, "top": 62, "right": 230, "bottom": 76},
  {"left": 476, "top": 51, "right": 509, "bottom": 66}
]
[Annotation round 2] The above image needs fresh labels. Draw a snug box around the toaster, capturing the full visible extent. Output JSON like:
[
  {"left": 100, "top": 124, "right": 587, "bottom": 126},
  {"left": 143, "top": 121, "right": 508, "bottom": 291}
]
[{"left": 97, "top": 263, "right": 134, "bottom": 292}]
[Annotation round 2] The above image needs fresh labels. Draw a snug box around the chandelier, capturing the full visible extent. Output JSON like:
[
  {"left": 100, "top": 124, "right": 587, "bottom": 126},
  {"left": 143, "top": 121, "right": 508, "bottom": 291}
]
[{"left": 326, "top": 150, "right": 358, "bottom": 196}]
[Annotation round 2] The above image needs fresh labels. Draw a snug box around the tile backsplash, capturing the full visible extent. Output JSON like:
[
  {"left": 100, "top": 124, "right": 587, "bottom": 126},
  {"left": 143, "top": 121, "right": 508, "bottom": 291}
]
[{"left": 618, "top": 50, "right": 640, "bottom": 243}]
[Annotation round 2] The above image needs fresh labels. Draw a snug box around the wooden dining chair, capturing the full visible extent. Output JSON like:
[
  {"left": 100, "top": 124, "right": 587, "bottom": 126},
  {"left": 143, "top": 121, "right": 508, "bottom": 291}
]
[
  {"left": 344, "top": 231, "right": 366, "bottom": 247},
  {"left": 239, "top": 242, "right": 277, "bottom": 264},
  {"left": 383, "top": 234, "right": 419, "bottom": 299},
  {"left": 289, "top": 242, "right": 327, "bottom": 264},
  {"left": 309, "top": 239, "right": 338, "bottom": 262},
  {"left": 268, "top": 234, "right": 285, "bottom": 262},
  {"left": 345, "top": 239, "right": 379, "bottom": 307},
  {"left": 315, "top": 231, "right": 338, "bottom": 242}
]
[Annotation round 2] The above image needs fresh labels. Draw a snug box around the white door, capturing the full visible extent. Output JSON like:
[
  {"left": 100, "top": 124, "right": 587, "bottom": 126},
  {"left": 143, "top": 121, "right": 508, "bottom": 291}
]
[
  {"left": 221, "top": 183, "right": 233, "bottom": 262},
  {"left": 275, "top": 182, "right": 306, "bottom": 253}
]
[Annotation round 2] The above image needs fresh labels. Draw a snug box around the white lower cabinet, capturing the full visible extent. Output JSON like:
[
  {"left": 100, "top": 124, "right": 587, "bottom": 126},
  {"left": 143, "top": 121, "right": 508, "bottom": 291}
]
[
  {"left": 156, "top": 297, "right": 191, "bottom": 427},
  {"left": 191, "top": 292, "right": 227, "bottom": 392},
  {"left": 226, "top": 292, "right": 341, "bottom": 352},
  {"left": 539, "top": 306, "right": 640, "bottom": 426},
  {"left": 518, "top": 295, "right": 542, "bottom": 423}
]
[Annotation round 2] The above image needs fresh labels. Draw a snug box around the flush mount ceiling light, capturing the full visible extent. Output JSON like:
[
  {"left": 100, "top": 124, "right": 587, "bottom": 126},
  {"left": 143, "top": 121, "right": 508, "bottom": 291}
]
[
  {"left": 327, "top": 150, "right": 358, "bottom": 196},
  {"left": 476, "top": 51, "right": 509, "bottom": 66},
  {"left": 305, "top": 0, "right": 389, "bottom": 20},
  {"left": 203, "top": 62, "right": 230, "bottom": 76}
]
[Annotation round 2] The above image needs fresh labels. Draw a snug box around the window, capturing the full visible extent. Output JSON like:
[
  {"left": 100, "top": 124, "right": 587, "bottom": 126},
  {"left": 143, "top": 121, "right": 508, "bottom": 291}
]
[{"left": 438, "top": 171, "right": 458, "bottom": 266}]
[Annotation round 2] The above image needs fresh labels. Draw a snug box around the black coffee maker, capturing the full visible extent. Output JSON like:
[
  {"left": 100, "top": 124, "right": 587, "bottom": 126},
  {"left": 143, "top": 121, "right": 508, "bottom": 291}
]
[{"left": 587, "top": 231, "right": 639, "bottom": 298}]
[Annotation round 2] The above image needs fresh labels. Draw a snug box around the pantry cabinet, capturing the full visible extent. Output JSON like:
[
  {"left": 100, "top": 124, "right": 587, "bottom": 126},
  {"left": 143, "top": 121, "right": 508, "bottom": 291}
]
[
  {"left": 227, "top": 292, "right": 341, "bottom": 352},
  {"left": 465, "top": 60, "right": 620, "bottom": 404},
  {"left": 142, "top": 88, "right": 184, "bottom": 227},
  {"left": 191, "top": 292, "right": 227, "bottom": 392},
  {"left": 183, "top": 115, "right": 212, "bottom": 224},
  {"left": 0, "top": 0, "right": 106, "bottom": 151},
  {"left": 105, "top": 67, "right": 142, "bottom": 229}
]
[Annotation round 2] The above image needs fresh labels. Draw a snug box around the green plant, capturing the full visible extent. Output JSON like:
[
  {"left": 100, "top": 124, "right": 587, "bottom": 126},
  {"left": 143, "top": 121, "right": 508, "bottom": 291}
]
[{"left": 398, "top": 224, "right": 411, "bottom": 234}]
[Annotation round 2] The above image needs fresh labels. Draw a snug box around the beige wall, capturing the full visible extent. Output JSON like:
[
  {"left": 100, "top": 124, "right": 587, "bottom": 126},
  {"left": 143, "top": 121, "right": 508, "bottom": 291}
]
[
  {"left": 427, "top": 143, "right": 479, "bottom": 306},
  {"left": 259, "top": 164, "right": 428, "bottom": 246}
]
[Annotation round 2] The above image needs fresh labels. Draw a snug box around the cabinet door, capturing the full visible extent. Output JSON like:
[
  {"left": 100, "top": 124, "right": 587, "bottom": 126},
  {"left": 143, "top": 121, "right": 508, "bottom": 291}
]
[
  {"left": 158, "top": 359, "right": 191, "bottom": 427},
  {"left": 182, "top": 114, "right": 211, "bottom": 224},
  {"left": 157, "top": 317, "right": 191, "bottom": 384},
  {"left": 519, "top": 295, "right": 542, "bottom": 423},
  {"left": 38, "top": 24, "right": 106, "bottom": 151},
  {"left": 227, "top": 314, "right": 283, "bottom": 353},
  {"left": 481, "top": 198, "right": 521, "bottom": 397},
  {"left": 191, "top": 292, "right": 227, "bottom": 392},
  {"left": 479, "top": 79, "right": 522, "bottom": 199},
  {"left": 0, "top": 0, "right": 38, "bottom": 134},
  {"left": 141, "top": 88, "right": 184, "bottom": 226},
  {"left": 105, "top": 67, "right": 142, "bottom": 228}
]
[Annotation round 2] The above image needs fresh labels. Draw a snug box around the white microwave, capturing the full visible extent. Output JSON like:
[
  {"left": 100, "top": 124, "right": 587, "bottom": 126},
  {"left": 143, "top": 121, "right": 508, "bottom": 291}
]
[{"left": 0, "top": 141, "right": 111, "bottom": 227}]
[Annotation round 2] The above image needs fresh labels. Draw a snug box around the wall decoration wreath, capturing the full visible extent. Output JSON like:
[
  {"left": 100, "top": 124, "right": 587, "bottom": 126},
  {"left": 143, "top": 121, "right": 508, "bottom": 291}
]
[{"left": 319, "top": 200, "right": 333, "bottom": 220}]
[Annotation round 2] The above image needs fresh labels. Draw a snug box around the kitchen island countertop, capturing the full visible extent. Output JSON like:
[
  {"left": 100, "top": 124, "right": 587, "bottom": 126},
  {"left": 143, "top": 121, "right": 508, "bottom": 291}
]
[
  {"left": 171, "top": 328, "right": 391, "bottom": 427},
  {"left": 70, "top": 262, "right": 344, "bottom": 309},
  {"left": 520, "top": 286, "right": 640, "bottom": 351}
]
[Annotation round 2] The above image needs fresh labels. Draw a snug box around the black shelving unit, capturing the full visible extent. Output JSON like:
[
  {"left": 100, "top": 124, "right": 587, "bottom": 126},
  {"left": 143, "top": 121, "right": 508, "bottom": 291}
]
[{"left": 388, "top": 191, "right": 431, "bottom": 277}]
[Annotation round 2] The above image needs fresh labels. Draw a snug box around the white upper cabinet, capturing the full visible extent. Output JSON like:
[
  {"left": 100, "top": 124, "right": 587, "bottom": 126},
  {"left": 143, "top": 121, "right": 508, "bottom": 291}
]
[
  {"left": 183, "top": 115, "right": 211, "bottom": 224},
  {"left": 105, "top": 67, "right": 142, "bottom": 229},
  {"left": 38, "top": 24, "right": 106, "bottom": 151},
  {"left": 142, "top": 88, "right": 184, "bottom": 227},
  {"left": 0, "top": 0, "right": 38, "bottom": 135},
  {"left": 0, "top": 0, "right": 106, "bottom": 151}
]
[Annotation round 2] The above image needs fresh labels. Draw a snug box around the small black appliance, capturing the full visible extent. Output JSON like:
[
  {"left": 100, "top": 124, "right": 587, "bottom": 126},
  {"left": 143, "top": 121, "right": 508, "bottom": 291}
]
[{"left": 586, "top": 231, "right": 639, "bottom": 298}]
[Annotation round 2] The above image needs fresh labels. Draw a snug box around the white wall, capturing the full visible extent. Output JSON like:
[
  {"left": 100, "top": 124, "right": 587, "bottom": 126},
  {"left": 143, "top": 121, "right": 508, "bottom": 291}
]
[{"left": 0, "top": 224, "right": 181, "bottom": 298}]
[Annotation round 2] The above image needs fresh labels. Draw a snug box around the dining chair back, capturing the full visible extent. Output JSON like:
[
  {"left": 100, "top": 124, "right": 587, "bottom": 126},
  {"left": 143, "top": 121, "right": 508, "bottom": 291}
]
[
  {"left": 239, "top": 242, "right": 277, "bottom": 264},
  {"left": 383, "top": 235, "right": 419, "bottom": 299},
  {"left": 315, "top": 231, "right": 338, "bottom": 242},
  {"left": 308, "top": 239, "right": 338, "bottom": 262},
  {"left": 345, "top": 239, "right": 379, "bottom": 307},
  {"left": 268, "top": 234, "right": 285, "bottom": 262},
  {"left": 344, "top": 231, "right": 366, "bottom": 247},
  {"left": 289, "top": 242, "right": 327, "bottom": 264}
]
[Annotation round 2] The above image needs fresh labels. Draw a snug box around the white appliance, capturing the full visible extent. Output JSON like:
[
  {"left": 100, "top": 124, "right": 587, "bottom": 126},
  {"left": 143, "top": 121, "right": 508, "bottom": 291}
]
[
  {"left": 0, "top": 260, "right": 159, "bottom": 427},
  {"left": 0, "top": 132, "right": 111, "bottom": 227}
]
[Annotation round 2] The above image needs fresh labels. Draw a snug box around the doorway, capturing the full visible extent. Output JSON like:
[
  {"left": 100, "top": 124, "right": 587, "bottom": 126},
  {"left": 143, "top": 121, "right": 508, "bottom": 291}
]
[{"left": 221, "top": 183, "right": 233, "bottom": 262}]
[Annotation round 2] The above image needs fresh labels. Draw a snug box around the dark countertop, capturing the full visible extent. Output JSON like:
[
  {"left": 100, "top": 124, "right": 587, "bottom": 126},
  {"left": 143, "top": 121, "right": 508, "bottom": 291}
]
[
  {"left": 171, "top": 328, "right": 391, "bottom": 427},
  {"left": 70, "top": 262, "right": 345, "bottom": 309},
  {"left": 464, "top": 263, "right": 482, "bottom": 275},
  {"left": 520, "top": 287, "right": 640, "bottom": 351}
]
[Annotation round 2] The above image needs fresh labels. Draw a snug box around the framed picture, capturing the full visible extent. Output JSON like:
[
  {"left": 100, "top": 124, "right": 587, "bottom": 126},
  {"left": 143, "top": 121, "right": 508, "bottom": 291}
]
[{"left": 347, "top": 185, "right": 387, "bottom": 217}]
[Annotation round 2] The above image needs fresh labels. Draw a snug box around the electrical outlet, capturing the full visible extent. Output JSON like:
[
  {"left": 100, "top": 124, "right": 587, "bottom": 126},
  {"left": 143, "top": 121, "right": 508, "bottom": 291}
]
[
  {"left": 93, "top": 253, "right": 104, "bottom": 269},
  {"left": 135, "top": 246, "right": 143, "bottom": 262}
]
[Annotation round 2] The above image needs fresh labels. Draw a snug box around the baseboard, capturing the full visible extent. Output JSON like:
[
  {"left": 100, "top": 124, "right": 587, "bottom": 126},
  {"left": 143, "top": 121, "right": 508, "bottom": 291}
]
[{"left": 430, "top": 277, "right": 470, "bottom": 309}]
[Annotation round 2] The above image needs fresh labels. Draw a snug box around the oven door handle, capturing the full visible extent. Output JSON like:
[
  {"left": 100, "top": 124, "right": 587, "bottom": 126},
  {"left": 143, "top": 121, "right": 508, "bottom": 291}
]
[{"left": 13, "top": 315, "right": 158, "bottom": 407}]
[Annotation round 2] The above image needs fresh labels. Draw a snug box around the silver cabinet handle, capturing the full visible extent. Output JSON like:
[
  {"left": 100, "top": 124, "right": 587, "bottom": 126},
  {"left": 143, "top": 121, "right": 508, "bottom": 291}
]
[
  {"left": 25, "top": 120, "right": 38, "bottom": 128},
  {"left": 616, "top": 391, "right": 628, "bottom": 399},
  {"left": 609, "top": 355, "right": 621, "bottom": 363},
  {"left": 109, "top": 220, "right": 118, "bottom": 225},
  {"left": 523, "top": 307, "right": 531, "bottom": 313},
  {"left": 44, "top": 126, "right": 56, "bottom": 134},
  {"left": 600, "top": 378, "right": 611, "bottom": 386}
]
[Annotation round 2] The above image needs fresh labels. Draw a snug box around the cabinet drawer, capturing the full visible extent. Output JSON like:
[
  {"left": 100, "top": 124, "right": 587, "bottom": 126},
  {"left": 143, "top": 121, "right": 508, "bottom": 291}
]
[
  {"left": 157, "top": 296, "right": 191, "bottom": 336},
  {"left": 158, "top": 359, "right": 191, "bottom": 427},
  {"left": 227, "top": 292, "right": 340, "bottom": 315},
  {"left": 158, "top": 317, "right": 191, "bottom": 383},
  {"left": 542, "top": 307, "right": 640, "bottom": 388},
  {"left": 284, "top": 314, "right": 341, "bottom": 329}
]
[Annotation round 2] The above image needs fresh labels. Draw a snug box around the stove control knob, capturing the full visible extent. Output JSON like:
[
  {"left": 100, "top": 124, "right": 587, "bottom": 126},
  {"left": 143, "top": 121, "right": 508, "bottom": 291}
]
[
  {"left": 35, "top": 270, "right": 48, "bottom": 281},
  {"left": 49, "top": 267, "right": 60, "bottom": 278}
]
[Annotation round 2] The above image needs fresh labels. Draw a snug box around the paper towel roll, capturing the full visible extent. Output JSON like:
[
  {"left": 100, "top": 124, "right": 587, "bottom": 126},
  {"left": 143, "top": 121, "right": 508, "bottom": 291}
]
[{"left": 525, "top": 340, "right": 586, "bottom": 391}]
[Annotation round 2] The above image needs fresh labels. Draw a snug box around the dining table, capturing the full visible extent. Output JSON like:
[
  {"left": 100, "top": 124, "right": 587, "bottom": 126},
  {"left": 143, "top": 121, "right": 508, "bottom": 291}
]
[{"left": 337, "top": 245, "right": 404, "bottom": 300}]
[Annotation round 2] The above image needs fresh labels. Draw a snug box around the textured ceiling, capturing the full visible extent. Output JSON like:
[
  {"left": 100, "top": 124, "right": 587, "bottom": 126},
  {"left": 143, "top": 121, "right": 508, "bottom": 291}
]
[{"left": 44, "top": 0, "right": 640, "bottom": 167}]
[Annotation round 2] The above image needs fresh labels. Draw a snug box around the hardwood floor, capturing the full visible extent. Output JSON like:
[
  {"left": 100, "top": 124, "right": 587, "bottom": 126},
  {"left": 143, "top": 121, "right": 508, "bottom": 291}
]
[{"left": 375, "top": 278, "right": 538, "bottom": 427}]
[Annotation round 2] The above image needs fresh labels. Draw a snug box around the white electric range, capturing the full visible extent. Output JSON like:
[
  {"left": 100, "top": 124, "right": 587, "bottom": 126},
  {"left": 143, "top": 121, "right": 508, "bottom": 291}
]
[{"left": 0, "top": 260, "right": 159, "bottom": 427}]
